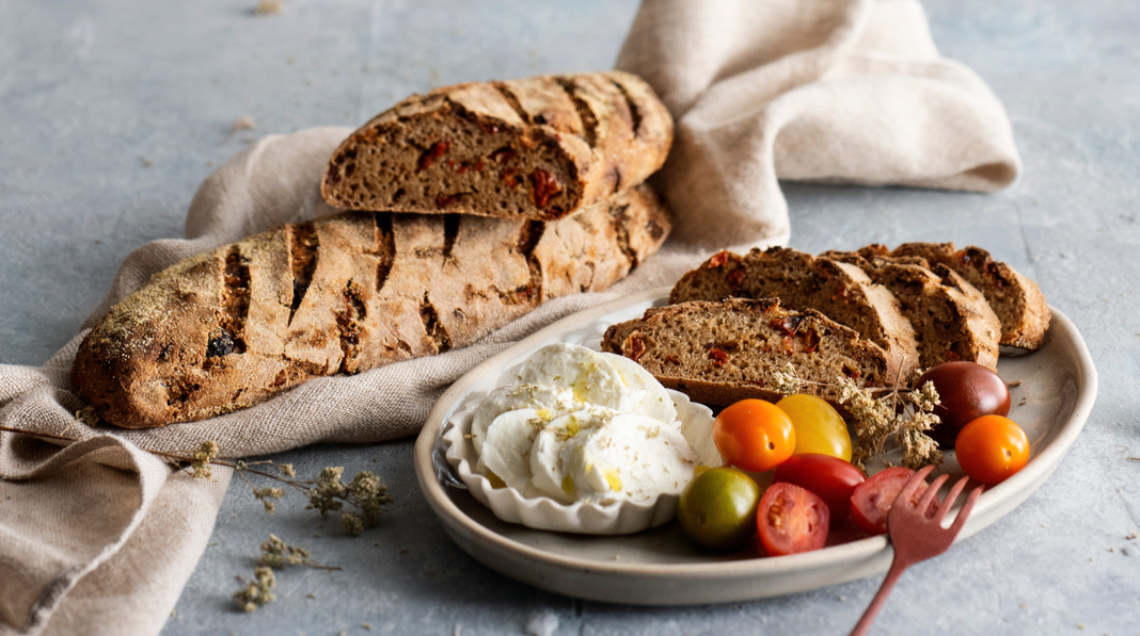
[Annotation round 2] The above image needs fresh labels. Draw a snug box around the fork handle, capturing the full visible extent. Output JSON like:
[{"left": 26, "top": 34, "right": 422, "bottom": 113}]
[{"left": 848, "top": 556, "right": 910, "bottom": 636}]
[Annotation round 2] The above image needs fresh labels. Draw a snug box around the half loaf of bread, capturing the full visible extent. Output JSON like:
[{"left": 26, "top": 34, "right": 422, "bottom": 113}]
[
  {"left": 600, "top": 298, "right": 891, "bottom": 408},
  {"left": 886, "top": 242, "right": 1051, "bottom": 350},
  {"left": 72, "top": 185, "right": 670, "bottom": 428},
  {"left": 669, "top": 247, "right": 920, "bottom": 383},
  {"left": 321, "top": 71, "right": 673, "bottom": 222},
  {"left": 821, "top": 250, "right": 1001, "bottom": 371}
]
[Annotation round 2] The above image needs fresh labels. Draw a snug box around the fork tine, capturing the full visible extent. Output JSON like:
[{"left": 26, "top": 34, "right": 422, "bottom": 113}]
[
  {"left": 897, "top": 464, "right": 936, "bottom": 505},
  {"left": 917, "top": 473, "right": 949, "bottom": 516},
  {"left": 934, "top": 476, "right": 970, "bottom": 523},
  {"left": 947, "top": 485, "right": 984, "bottom": 537}
]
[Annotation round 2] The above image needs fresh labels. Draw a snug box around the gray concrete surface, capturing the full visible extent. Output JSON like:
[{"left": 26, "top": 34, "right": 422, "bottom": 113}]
[{"left": 2, "top": 0, "right": 1138, "bottom": 634}]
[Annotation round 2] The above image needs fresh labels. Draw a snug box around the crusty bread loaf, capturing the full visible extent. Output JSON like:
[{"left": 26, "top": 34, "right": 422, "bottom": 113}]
[
  {"left": 72, "top": 185, "right": 671, "bottom": 429},
  {"left": 887, "top": 242, "right": 1051, "bottom": 350},
  {"left": 821, "top": 250, "right": 1001, "bottom": 371},
  {"left": 600, "top": 298, "right": 891, "bottom": 407},
  {"left": 669, "top": 247, "right": 920, "bottom": 383},
  {"left": 321, "top": 71, "right": 673, "bottom": 222}
]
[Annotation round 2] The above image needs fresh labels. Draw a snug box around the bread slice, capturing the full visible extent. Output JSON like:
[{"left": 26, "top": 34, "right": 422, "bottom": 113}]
[
  {"left": 821, "top": 250, "right": 1001, "bottom": 371},
  {"left": 889, "top": 242, "right": 1050, "bottom": 350},
  {"left": 72, "top": 185, "right": 670, "bottom": 429},
  {"left": 600, "top": 298, "right": 891, "bottom": 408},
  {"left": 670, "top": 247, "right": 920, "bottom": 383},
  {"left": 321, "top": 71, "right": 673, "bottom": 222}
]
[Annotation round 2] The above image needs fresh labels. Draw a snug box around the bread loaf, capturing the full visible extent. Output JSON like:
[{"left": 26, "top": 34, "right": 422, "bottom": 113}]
[
  {"left": 71, "top": 185, "right": 671, "bottom": 428},
  {"left": 886, "top": 242, "right": 1050, "bottom": 350},
  {"left": 321, "top": 71, "right": 673, "bottom": 222},
  {"left": 600, "top": 298, "right": 891, "bottom": 408},
  {"left": 821, "top": 250, "right": 1001, "bottom": 371},
  {"left": 669, "top": 247, "right": 920, "bottom": 383}
]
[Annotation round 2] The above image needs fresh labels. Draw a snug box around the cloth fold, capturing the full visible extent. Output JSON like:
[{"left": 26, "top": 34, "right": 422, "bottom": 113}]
[
  {"left": 616, "top": 0, "right": 1021, "bottom": 250},
  {"left": 0, "top": 1, "right": 1020, "bottom": 634}
]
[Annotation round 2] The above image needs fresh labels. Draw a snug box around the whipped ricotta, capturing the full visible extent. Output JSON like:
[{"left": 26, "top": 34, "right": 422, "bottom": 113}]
[{"left": 471, "top": 343, "right": 699, "bottom": 505}]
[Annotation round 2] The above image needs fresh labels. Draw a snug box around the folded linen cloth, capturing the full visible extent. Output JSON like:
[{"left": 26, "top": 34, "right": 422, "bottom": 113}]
[
  {"left": 0, "top": 1, "right": 1020, "bottom": 634},
  {"left": 617, "top": 0, "right": 1021, "bottom": 250}
]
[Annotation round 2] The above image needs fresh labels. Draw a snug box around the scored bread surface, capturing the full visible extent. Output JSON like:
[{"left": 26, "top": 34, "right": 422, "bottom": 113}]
[
  {"left": 600, "top": 298, "right": 891, "bottom": 408},
  {"left": 887, "top": 242, "right": 1051, "bottom": 350},
  {"left": 669, "top": 247, "right": 920, "bottom": 383},
  {"left": 321, "top": 71, "right": 673, "bottom": 222},
  {"left": 72, "top": 185, "right": 671, "bottom": 429},
  {"left": 821, "top": 249, "right": 1001, "bottom": 371}
]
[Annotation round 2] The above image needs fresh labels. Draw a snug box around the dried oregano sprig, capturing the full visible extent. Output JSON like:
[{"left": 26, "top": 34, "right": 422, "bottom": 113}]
[
  {"left": 307, "top": 467, "right": 394, "bottom": 536},
  {"left": 233, "top": 534, "right": 342, "bottom": 611},
  {"left": 837, "top": 376, "right": 943, "bottom": 471},
  {"left": 769, "top": 363, "right": 943, "bottom": 471}
]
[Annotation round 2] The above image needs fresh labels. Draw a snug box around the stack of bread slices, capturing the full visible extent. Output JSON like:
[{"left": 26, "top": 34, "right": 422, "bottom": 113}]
[
  {"left": 602, "top": 244, "right": 1050, "bottom": 408},
  {"left": 72, "top": 71, "right": 675, "bottom": 428}
]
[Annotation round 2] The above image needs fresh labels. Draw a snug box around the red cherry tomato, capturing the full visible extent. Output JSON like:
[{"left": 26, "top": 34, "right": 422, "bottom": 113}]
[
  {"left": 955, "top": 415, "right": 1030, "bottom": 485},
  {"left": 712, "top": 399, "right": 796, "bottom": 473},
  {"left": 772, "top": 454, "right": 866, "bottom": 522},
  {"left": 849, "top": 467, "right": 938, "bottom": 536},
  {"left": 756, "top": 482, "right": 830, "bottom": 556},
  {"left": 915, "top": 362, "right": 1011, "bottom": 447}
]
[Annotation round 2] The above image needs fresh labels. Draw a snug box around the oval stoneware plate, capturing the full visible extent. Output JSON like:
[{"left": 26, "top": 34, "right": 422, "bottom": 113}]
[{"left": 413, "top": 288, "right": 1097, "bottom": 605}]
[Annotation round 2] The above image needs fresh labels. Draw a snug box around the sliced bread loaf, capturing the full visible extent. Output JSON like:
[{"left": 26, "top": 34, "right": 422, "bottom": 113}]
[
  {"left": 889, "top": 242, "right": 1051, "bottom": 350},
  {"left": 669, "top": 247, "right": 920, "bottom": 383},
  {"left": 72, "top": 185, "right": 670, "bottom": 429},
  {"left": 321, "top": 71, "right": 672, "bottom": 222},
  {"left": 600, "top": 298, "right": 891, "bottom": 407},
  {"left": 822, "top": 250, "right": 1001, "bottom": 371}
]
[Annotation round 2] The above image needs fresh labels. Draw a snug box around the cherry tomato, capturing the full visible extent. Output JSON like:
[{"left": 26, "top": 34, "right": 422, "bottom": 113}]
[
  {"left": 756, "top": 482, "right": 829, "bottom": 556},
  {"left": 677, "top": 467, "right": 761, "bottom": 551},
  {"left": 849, "top": 467, "right": 938, "bottom": 536},
  {"left": 773, "top": 454, "right": 865, "bottom": 522},
  {"left": 915, "top": 362, "right": 1011, "bottom": 447},
  {"left": 776, "top": 394, "right": 853, "bottom": 461},
  {"left": 712, "top": 399, "right": 796, "bottom": 472},
  {"left": 955, "top": 415, "right": 1030, "bottom": 485}
]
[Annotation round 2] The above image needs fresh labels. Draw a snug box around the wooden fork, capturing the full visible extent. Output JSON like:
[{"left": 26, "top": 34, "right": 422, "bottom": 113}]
[{"left": 849, "top": 465, "right": 984, "bottom": 636}]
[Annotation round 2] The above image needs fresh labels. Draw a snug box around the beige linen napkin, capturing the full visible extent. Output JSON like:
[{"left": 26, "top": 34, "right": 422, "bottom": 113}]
[
  {"left": 0, "top": 1, "right": 1020, "bottom": 634},
  {"left": 617, "top": 0, "right": 1021, "bottom": 250}
]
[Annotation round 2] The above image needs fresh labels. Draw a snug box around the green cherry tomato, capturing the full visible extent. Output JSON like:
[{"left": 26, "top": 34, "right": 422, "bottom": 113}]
[
  {"left": 677, "top": 467, "right": 762, "bottom": 551},
  {"left": 776, "top": 394, "right": 852, "bottom": 462}
]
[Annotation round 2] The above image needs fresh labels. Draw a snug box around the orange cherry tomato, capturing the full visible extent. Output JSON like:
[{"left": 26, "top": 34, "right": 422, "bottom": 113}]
[
  {"left": 955, "top": 415, "right": 1029, "bottom": 485},
  {"left": 712, "top": 399, "right": 796, "bottom": 473}
]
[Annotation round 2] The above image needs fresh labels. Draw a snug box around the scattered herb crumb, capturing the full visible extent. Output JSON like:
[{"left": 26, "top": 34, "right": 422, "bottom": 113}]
[
  {"left": 233, "top": 567, "right": 276, "bottom": 612},
  {"left": 253, "top": 0, "right": 282, "bottom": 15},
  {"left": 190, "top": 441, "right": 219, "bottom": 480}
]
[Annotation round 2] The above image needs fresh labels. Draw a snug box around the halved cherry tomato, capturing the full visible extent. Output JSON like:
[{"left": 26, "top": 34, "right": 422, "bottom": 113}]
[
  {"left": 772, "top": 454, "right": 865, "bottom": 522},
  {"left": 915, "top": 361, "right": 1011, "bottom": 447},
  {"left": 713, "top": 399, "right": 796, "bottom": 473},
  {"left": 849, "top": 467, "right": 937, "bottom": 536},
  {"left": 776, "top": 394, "right": 852, "bottom": 461},
  {"left": 955, "top": 415, "right": 1029, "bottom": 485},
  {"left": 756, "top": 482, "right": 829, "bottom": 556}
]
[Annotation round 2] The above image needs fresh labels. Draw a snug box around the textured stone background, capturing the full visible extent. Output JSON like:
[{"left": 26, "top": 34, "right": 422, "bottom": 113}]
[{"left": 1, "top": 0, "right": 1138, "bottom": 634}]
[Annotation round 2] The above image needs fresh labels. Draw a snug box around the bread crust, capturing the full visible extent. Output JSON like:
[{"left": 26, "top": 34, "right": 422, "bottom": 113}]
[
  {"left": 321, "top": 71, "right": 673, "bottom": 222},
  {"left": 669, "top": 247, "right": 921, "bottom": 383},
  {"left": 600, "top": 298, "right": 891, "bottom": 408},
  {"left": 72, "top": 185, "right": 671, "bottom": 429},
  {"left": 889, "top": 242, "right": 1051, "bottom": 350}
]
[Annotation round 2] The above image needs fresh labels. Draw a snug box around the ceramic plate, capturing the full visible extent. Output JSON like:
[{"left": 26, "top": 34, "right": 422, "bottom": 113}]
[{"left": 413, "top": 288, "right": 1097, "bottom": 605}]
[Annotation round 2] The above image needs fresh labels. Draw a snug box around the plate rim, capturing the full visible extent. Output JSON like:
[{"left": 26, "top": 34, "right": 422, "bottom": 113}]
[{"left": 413, "top": 288, "right": 1097, "bottom": 588}]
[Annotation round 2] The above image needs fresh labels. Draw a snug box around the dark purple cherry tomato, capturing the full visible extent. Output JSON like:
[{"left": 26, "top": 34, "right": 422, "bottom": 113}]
[
  {"left": 915, "top": 361, "right": 1011, "bottom": 447},
  {"left": 772, "top": 454, "right": 865, "bottom": 522}
]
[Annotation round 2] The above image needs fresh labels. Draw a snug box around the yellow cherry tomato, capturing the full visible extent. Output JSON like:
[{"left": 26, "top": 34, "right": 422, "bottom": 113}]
[
  {"left": 712, "top": 399, "right": 796, "bottom": 472},
  {"left": 776, "top": 394, "right": 852, "bottom": 462}
]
